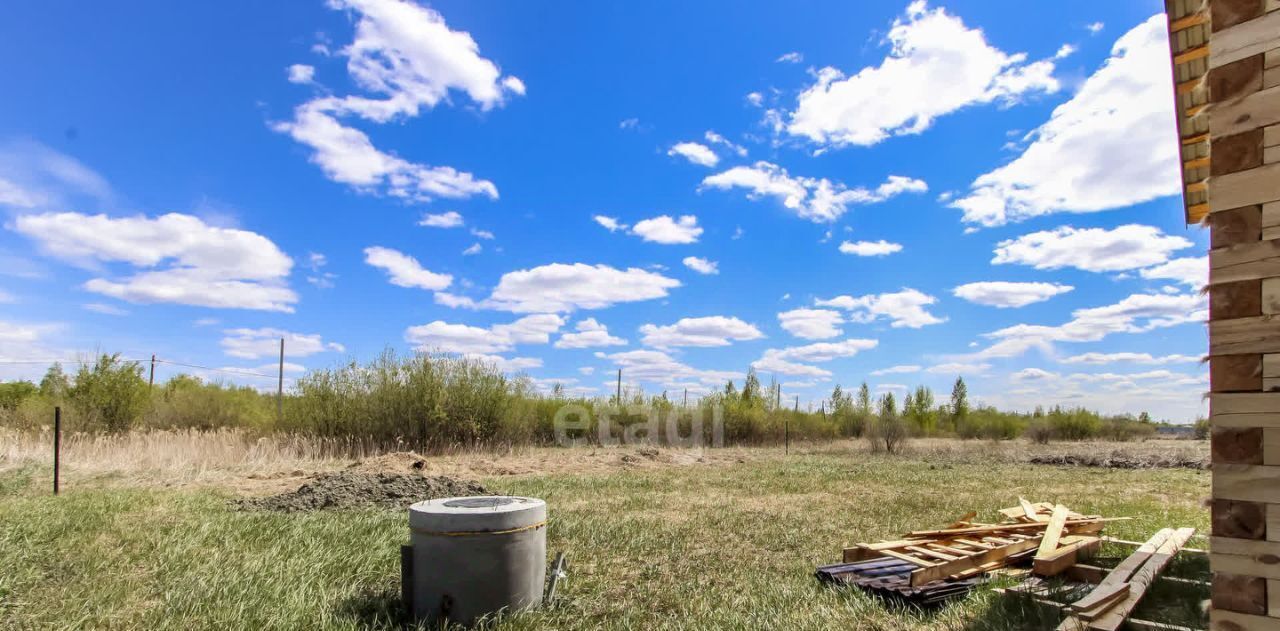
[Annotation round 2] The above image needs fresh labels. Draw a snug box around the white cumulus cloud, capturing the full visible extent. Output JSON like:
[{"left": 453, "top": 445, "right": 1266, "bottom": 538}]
[
  {"left": 640, "top": 316, "right": 764, "bottom": 349},
  {"left": 816, "top": 288, "right": 945, "bottom": 328},
  {"left": 838, "top": 240, "right": 903, "bottom": 257},
  {"left": 682, "top": 256, "right": 719, "bottom": 275},
  {"left": 418, "top": 211, "right": 464, "bottom": 228},
  {"left": 992, "top": 225, "right": 1191, "bottom": 273},
  {"left": 952, "top": 281, "right": 1073, "bottom": 308},
  {"left": 701, "top": 161, "right": 926, "bottom": 222},
  {"left": 554, "top": 318, "right": 627, "bottom": 349},
  {"left": 407, "top": 313, "right": 565, "bottom": 354},
  {"left": 630, "top": 215, "right": 702, "bottom": 244},
  {"left": 668, "top": 142, "right": 719, "bottom": 167},
  {"left": 364, "top": 246, "right": 452, "bottom": 290},
  {"left": 784, "top": 1, "right": 1058, "bottom": 148},
  {"left": 778, "top": 308, "right": 844, "bottom": 339},
  {"left": 1061, "top": 351, "right": 1200, "bottom": 365},
  {"left": 1140, "top": 256, "right": 1206, "bottom": 288},
  {"left": 13, "top": 212, "right": 297, "bottom": 312},
  {"left": 221, "top": 328, "right": 345, "bottom": 359},
  {"left": 273, "top": 0, "right": 521, "bottom": 201},
  {"left": 481, "top": 263, "right": 680, "bottom": 313},
  {"left": 950, "top": 15, "right": 1179, "bottom": 226}
]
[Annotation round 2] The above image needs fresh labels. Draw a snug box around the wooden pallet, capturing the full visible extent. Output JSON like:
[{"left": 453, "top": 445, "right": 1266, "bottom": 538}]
[{"left": 840, "top": 501, "right": 1118, "bottom": 587}]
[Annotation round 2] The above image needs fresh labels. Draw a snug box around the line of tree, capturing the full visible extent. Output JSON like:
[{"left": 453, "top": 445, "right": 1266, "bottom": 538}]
[{"left": 0, "top": 354, "right": 1180, "bottom": 450}]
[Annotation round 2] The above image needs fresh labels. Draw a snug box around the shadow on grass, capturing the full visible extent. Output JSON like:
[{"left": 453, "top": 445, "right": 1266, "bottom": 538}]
[
  {"left": 335, "top": 587, "right": 542, "bottom": 631},
  {"left": 335, "top": 587, "right": 419, "bottom": 631}
]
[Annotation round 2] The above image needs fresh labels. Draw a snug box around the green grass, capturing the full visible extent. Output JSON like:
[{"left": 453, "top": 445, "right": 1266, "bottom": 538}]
[{"left": 0, "top": 449, "right": 1210, "bottom": 630}]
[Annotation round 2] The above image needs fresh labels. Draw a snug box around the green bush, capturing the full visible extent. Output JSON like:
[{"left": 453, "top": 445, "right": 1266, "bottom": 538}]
[
  {"left": 0, "top": 381, "right": 37, "bottom": 409},
  {"left": 68, "top": 354, "right": 150, "bottom": 433},
  {"left": 144, "top": 376, "right": 274, "bottom": 431}
]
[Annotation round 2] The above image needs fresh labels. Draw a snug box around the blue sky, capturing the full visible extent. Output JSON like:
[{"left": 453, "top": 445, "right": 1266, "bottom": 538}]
[{"left": 0, "top": 1, "right": 1208, "bottom": 420}]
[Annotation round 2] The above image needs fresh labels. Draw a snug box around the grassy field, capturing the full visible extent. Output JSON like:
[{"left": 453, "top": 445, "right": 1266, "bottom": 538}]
[{"left": 0, "top": 438, "right": 1210, "bottom": 630}]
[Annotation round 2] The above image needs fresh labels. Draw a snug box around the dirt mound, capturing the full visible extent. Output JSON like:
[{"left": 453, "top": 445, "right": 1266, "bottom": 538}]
[
  {"left": 1029, "top": 452, "right": 1207, "bottom": 470},
  {"left": 345, "top": 451, "right": 433, "bottom": 474},
  {"left": 235, "top": 471, "right": 486, "bottom": 512}
]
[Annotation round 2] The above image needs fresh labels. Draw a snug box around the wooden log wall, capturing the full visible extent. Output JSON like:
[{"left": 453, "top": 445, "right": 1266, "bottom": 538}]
[{"left": 1197, "top": 0, "right": 1280, "bottom": 628}]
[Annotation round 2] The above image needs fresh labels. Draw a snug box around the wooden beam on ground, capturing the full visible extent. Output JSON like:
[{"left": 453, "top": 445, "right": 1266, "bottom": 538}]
[
  {"left": 1084, "top": 527, "right": 1198, "bottom": 631},
  {"left": 996, "top": 586, "right": 1198, "bottom": 631},
  {"left": 1098, "top": 536, "right": 1206, "bottom": 555},
  {"left": 1053, "top": 529, "right": 1173, "bottom": 631},
  {"left": 1067, "top": 582, "right": 1130, "bottom": 618},
  {"left": 1034, "top": 536, "right": 1101, "bottom": 577}
]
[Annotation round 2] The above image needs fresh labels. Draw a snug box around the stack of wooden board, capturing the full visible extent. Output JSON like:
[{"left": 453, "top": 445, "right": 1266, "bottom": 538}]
[
  {"left": 823, "top": 500, "right": 1126, "bottom": 601},
  {"left": 1054, "top": 528, "right": 1198, "bottom": 631},
  {"left": 815, "top": 554, "right": 1015, "bottom": 606}
]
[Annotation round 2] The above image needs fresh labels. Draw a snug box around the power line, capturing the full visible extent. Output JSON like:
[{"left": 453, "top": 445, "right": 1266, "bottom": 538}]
[{"left": 0, "top": 356, "right": 297, "bottom": 381}]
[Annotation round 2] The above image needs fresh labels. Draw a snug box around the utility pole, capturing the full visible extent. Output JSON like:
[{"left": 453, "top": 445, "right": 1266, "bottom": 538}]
[
  {"left": 148, "top": 354, "right": 156, "bottom": 390},
  {"left": 682, "top": 388, "right": 688, "bottom": 410},
  {"left": 616, "top": 369, "right": 622, "bottom": 407},
  {"left": 277, "top": 337, "right": 285, "bottom": 421},
  {"left": 788, "top": 396, "right": 798, "bottom": 455}
]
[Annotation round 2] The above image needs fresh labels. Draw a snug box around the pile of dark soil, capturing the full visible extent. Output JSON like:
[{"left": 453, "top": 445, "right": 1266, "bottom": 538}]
[
  {"left": 1029, "top": 452, "right": 1207, "bottom": 470},
  {"left": 236, "top": 471, "right": 487, "bottom": 512}
]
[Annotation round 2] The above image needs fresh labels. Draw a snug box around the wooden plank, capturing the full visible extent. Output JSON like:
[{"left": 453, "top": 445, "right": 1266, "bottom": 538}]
[
  {"left": 1212, "top": 412, "right": 1280, "bottom": 428},
  {"left": 1210, "top": 609, "right": 1280, "bottom": 630},
  {"left": 1176, "top": 46, "right": 1209, "bottom": 66},
  {"left": 1266, "top": 125, "right": 1280, "bottom": 147},
  {"left": 945, "top": 510, "right": 977, "bottom": 528},
  {"left": 1215, "top": 464, "right": 1280, "bottom": 503},
  {"left": 1100, "top": 536, "right": 1208, "bottom": 555},
  {"left": 1066, "top": 563, "right": 1106, "bottom": 584},
  {"left": 909, "top": 536, "right": 1041, "bottom": 586},
  {"left": 907, "top": 517, "right": 1126, "bottom": 538},
  {"left": 1266, "top": 427, "right": 1280, "bottom": 464},
  {"left": 1034, "top": 537, "right": 1101, "bottom": 577},
  {"left": 1210, "top": 162, "right": 1280, "bottom": 213},
  {"left": 1271, "top": 503, "right": 1280, "bottom": 543},
  {"left": 1270, "top": 579, "right": 1280, "bottom": 616},
  {"left": 1212, "top": 241, "right": 1280, "bottom": 270},
  {"left": 1170, "top": 11, "right": 1207, "bottom": 32},
  {"left": 1212, "top": 85, "right": 1280, "bottom": 139},
  {"left": 1211, "top": 535, "right": 1280, "bottom": 557},
  {"left": 1210, "top": 318, "right": 1280, "bottom": 355},
  {"left": 880, "top": 549, "right": 937, "bottom": 567},
  {"left": 1020, "top": 497, "right": 1042, "bottom": 522},
  {"left": 1212, "top": 551, "right": 1280, "bottom": 579},
  {"left": 1209, "top": 11, "right": 1280, "bottom": 69},
  {"left": 1069, "top": 582, "right": 1129, "bottom": 620},
  {"left": 1086, "top": 528, "right": 1197, "bottom": 631},
  {"left": 1184, "top": 131, "right": 1210, "bottom": 145},
  {"left": 905, "top": 545, "right": 959, "bottom": 562},
  {"left": 1064, "top": 578, "right": 1126, "bottom": 611},
  {"left": 927, "top": 543, "right": 974, "bottom": 556},
  {"left": 1212, "top": 392, "right": 1280, "bottom": 414},
  {"left": 1104, "top": 529, "right": 1174, "bottom": 582},
  {"left": 1185, "top": 156, "right": 1211, "bottom": 170},
  {"left": 1037, "top": 505, "right": 1071, "bottom": 558},
  {"left": 841, "top": 538, "right": 929, "bottom": 562},
  {"left": 1264, "top": 201, "right": 1280, "bottom": 227}
]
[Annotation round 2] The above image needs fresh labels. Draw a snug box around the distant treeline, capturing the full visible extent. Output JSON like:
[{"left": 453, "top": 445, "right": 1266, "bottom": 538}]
[{"left": 0, "top": 352, "right": 1198, "bottom": 451}]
